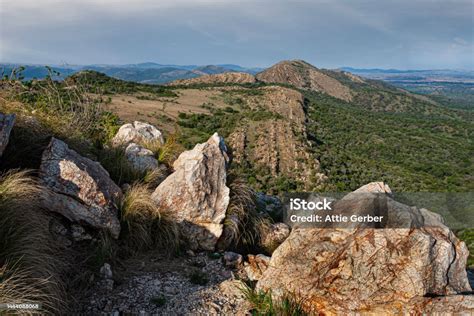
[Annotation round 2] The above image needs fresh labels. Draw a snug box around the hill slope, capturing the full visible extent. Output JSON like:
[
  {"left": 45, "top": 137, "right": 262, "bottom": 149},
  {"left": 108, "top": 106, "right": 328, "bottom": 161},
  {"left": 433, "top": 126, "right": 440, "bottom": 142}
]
[
  {"left": 257, "top": 60, "right": 473, "bottom": 117},
  {"left": 256, "top": 60, "right": 354, "bottom": 101},
  {"left": 169, "top": 72, "right": 257, "bottom": 86}
]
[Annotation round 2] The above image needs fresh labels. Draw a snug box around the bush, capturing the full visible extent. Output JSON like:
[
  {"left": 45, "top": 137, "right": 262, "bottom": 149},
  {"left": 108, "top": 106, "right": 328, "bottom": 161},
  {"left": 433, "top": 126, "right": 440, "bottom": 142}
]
[
  {"left": 1, "top": 68, "right": 122, "bottom": 155},
  {"left": 188, "top": 270, "right": 209, "bottom": 285}
]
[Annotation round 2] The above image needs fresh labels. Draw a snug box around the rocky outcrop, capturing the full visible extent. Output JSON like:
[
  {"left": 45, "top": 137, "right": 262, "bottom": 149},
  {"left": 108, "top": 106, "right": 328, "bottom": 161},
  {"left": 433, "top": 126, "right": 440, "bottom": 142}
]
[
  {"left": 0, "top": 113, "right": 15, "bottom": 157},
  {"left": 256, "top": 182, "right": 471, "bottom": 314},
  {"left": 151, "top": 133, "right": 230, "bottom": 251},
  {"left": 244, "top": 254, "right": 271, "bottom": 281},
  {"left": 40, "top": 138, "right": 122, "bottom": 238},
  {"left": 256, "top": 60, "right": 352, "bottom": 101},
  {"left": 112, "top": 121, "right": 164, "bottom": 146},
  {"left": 227, "top": 86, "right": 325, "bottom": 188},
  {"left": 125, "top": 143, "right": 158, "bottom": 173},
  {"left": 169, "top": 72, "right": 256, "bottom": 86},
  {"left": 261, "top": 222, "right": 290, "bottom": 253}
]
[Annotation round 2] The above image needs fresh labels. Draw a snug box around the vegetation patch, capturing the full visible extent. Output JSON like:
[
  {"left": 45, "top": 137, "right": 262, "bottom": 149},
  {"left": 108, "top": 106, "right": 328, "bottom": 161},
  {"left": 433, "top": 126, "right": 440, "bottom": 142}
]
[{"left": 240, "top": 283, "right": 307, "bottom": 316}]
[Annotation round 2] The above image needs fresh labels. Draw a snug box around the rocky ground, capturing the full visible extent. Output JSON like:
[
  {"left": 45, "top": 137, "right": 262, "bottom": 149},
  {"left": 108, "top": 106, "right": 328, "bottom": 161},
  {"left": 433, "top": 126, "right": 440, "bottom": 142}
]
[{"left": 78, "top": 252, "right": 249, "bottom": 315}]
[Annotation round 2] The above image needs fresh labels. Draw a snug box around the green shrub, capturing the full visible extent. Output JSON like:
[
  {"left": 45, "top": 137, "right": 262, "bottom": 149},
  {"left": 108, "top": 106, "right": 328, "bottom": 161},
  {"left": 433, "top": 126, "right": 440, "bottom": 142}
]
[{"left": 240, "top": 283, "right": 307, "bottom": 316}]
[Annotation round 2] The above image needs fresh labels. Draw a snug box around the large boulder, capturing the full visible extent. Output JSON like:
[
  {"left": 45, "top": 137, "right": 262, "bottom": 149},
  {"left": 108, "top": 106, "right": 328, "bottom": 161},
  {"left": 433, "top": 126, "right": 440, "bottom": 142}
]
[
  {"left": 40, "top": 138, "right": 122, "bottom": 238},
  {"left": 256, "top": 182, "right": 471, "bottom": 314},
  {"left": 111, "top": 121, "right": 164, "bottom": 146},
  {"left": 151, "top": 133, "right": 230, "bottom": 251},
  {"left": 0, "top": 113, "right": 15, "bottom": 157},
  {"left": 125, "top": 143, "right": 158, "bottom": 173}
]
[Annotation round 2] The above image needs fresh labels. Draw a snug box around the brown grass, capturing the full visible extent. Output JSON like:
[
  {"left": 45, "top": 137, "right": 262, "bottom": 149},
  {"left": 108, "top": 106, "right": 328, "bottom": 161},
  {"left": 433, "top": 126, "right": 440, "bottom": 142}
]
[
  {"left": 120, "top": 183, "right": 179, "bottom": 253},
  {"left": 219, "top": 175, "right": 273, "bottom": 253},
  {"left": 140, "top": 131, "right": 183, "bottom": 167},
  {"left": 0, "top": 170, "right": 67, "bottom": 313}
]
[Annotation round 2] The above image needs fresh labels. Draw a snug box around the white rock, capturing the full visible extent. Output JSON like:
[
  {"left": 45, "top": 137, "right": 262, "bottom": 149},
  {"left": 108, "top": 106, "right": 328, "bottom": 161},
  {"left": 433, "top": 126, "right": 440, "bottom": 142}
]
[
  {"left": 112, "top": 121, "right": 164, "bottom": 146},
  {"left": 152, "top": 133, "right": 230, "bottom": 251},
  {"left": 125, "top": 142, "right": 159, "bottom": 173}
]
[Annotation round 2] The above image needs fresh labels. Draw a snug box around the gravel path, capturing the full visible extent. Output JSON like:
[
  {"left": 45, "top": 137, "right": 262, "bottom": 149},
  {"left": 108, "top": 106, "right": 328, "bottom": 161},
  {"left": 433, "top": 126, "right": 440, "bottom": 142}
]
[{"left": 78, "top": 252, "right": 249, "bottom": 315}]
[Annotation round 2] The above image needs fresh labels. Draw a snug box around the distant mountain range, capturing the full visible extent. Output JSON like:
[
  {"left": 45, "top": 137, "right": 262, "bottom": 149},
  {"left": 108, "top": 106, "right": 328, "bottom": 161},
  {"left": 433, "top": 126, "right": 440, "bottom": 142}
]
[
  {"left": 0, "top": 62, "right": 263, "bottom": 84},
  {"left": 340, "top": 67, "right": 474, "bottom": 83}
]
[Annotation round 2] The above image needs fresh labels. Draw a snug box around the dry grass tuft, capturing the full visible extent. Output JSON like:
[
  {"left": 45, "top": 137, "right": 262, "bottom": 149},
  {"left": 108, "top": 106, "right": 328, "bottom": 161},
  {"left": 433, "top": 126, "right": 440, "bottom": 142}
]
[
  {"left": 219, "top": 175, "right": 273, "bottom": 253},
  {"left": 0, "top": 170, "right": 67, "bottom": 313},
  {"left": 120, "top": 183, "right": 179, "bottom": 253},
  {"left": 95, "top": 144, "right": 144, "bottom": 186},
  {"left": 140, "top": 132, "right": 183, "bottom": 167},
  {"left": 143, "top": 164, "right": 171, "bottom": 189}
]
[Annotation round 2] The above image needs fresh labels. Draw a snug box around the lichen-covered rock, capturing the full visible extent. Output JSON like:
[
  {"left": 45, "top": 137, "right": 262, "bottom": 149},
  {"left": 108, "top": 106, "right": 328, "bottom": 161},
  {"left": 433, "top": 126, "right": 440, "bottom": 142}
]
[
  {"left": 151, "top": 133, "right": 230, "bottom": 251},
  {"left": 112, "top": 121, "right": 164, "bottom": 146},
  {"left": 358, "top": 295, "right": 474, "bottom": 315},
  {"left": 256, "top": 182, "right": 471, "bottom": 314},
  {"left": 261, "top": 222, "right": 290, "bottom": 253},
  {"left": 0, "top": 113, "right": 15, "bottom": 157},
  {"left": 40, "top": 138, "right": 122, "bottom": 238},
  {"left": 244, "top": 254, "right": 271, "bottom": 281},
  {"left": 125, "top": 143, "right": 158, "bottom": 173}
]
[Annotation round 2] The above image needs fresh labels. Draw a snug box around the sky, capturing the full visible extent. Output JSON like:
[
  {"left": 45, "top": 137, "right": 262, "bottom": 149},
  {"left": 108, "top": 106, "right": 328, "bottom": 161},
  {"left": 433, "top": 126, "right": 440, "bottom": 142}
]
[{"left": 1, "top": 0, "right": 473, "bottom": 69}]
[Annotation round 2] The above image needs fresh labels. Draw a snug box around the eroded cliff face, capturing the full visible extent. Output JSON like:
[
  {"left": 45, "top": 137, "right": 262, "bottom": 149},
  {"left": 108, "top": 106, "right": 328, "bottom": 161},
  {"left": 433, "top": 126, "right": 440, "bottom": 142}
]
[
  {"left": 169, "top": 72, "right": 257, "bottom": 86},
  {"left": 227, "top": 86, "right": 326, "bottom": 189}
]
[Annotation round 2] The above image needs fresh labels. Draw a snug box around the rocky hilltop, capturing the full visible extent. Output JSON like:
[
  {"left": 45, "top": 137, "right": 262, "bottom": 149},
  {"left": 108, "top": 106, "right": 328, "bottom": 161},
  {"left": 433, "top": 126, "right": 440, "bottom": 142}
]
[
  {"left": 256, "top": 60, "right": 354, "bottom": 101},
  {"left": 169, "top": 72, "right": 257, "bottom": 86}
]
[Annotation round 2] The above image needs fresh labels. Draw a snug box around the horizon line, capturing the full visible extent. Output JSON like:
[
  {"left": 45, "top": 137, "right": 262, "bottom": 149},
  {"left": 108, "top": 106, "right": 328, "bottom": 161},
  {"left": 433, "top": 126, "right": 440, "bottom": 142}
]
[{"left": 1, "top": 60, "right": 473, "bottom": 72}]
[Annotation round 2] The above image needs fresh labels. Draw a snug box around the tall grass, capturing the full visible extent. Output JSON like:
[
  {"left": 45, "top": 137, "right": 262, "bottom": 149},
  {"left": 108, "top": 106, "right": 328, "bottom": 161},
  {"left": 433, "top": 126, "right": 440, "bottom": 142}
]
[
  {"left": 0, "top": 170, "right": 67, "bottom": 313},
  {"left": 95, "top": 144, "right": 144, "bottom": 186},
  {"left": 219, "top": 175, "right": 273, "bottom": 253},
  {"left": 120, "top": 183, "right": 179, "bottom": 253}
]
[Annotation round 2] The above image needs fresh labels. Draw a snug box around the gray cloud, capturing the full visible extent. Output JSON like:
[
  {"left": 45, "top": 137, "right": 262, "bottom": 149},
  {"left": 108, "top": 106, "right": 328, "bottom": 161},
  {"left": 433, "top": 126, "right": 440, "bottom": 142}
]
[{"left": 1, "top": 0, "right": 473, "bottom": 69}]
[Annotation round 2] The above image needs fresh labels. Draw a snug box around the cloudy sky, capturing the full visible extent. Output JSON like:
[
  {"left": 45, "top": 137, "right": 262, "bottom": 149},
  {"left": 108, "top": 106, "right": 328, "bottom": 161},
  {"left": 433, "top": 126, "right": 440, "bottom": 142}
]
[{"left": 1, "top": 0, "right": 473, "bottom": 69}]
